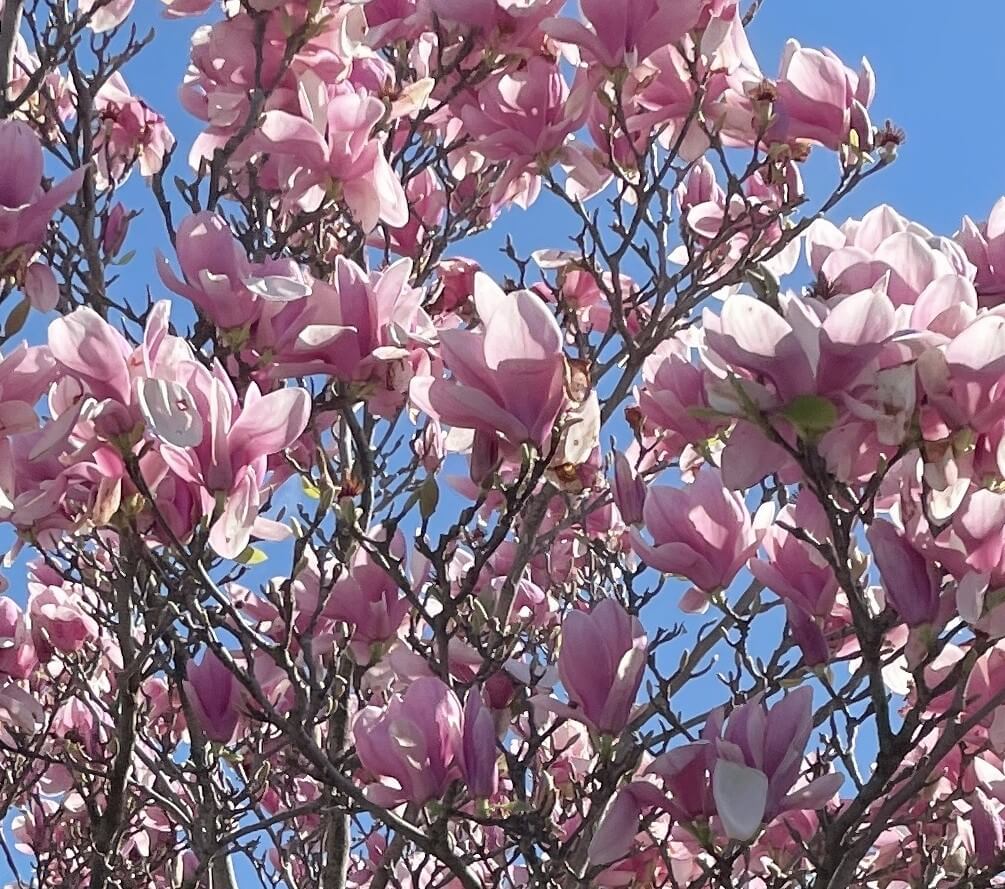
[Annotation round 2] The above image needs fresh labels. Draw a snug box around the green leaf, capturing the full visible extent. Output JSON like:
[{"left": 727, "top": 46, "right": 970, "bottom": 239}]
[
  {"left": 779, "top": 395, "right": 838, "bottom": 436},
  {"left": 236, "top": 546, "right": 268, "bottom": 566}
]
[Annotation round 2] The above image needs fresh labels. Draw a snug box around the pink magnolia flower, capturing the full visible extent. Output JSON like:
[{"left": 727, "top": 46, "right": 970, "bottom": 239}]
[
  {"left": 634, "top": 335, "right": 723, "bottom": 461},
  {"left": 460, "top": 58, "right": 586, "bottom": 163},
  {"left": 537, "top": 599, "right": 647, "bottom": 734},
  {"left": 353, "top": 676, "right": 464, "bottom": 806},
  {"left": 630, "top": 469, "right": 758, "bottom": 611},
  {"left": 431, "top": 258, "right": 480, "bottom": 316},
  {"left": 184, "top": 651, "right": 243, "bottom": 743},
  {"left": 611, "top": 451, "right": 646, "bottom": 527},
  {"left": 145, "top": 369, "right": 311, "bottom": 558},
  {"left": 101, "top": 202, "right": 130, "bottom": 257},
  {"left": 27, "top": 582, "right": 99, "bottom": 661},
  {"left": 260, "top": 256, "right": 434, "bottom": 414},
  {"left": 0, "top": 120, "right": 85, "bottom": 263},
  {"left": 459, "top": 58, "right": 603, "bottom": 204},
  {"left": 93, "top": 73, "right": 175, "bottom": 187},
  {"left": 867, "top": 518, "right": 941, "bottom": 628},
  {"left": 325, "top": 549, "right": 411, "bottom": 663},
  {"left": 765, "top": 39, "right": 874, "bottom": 151},
  {"left": 597, "top": 688, "right": 841, "bottom": 858},
  {"left": 750, "top": 492, "right": 839, "bottom": 665},
  {"left": 0, "top": 597, "right": 37, "bottom": 679},
  {"left": 409, "top": 273, "right": 567, "bottom": 458},
  {"left": 957, "top": 197, "right": 1005, "bottom": 307},
  {"left": 542, "top": 0, "right": 704, "bottom": 70},
  {"left": 704, "top": 687, "right": 843, "bottom": 840},
  {"left": 703, "top": 287, "right": 896, "bottom": 405},
  {"left": 23, "top": 262, "right": 59, "bottom": 312},
  {"left": 806, "top": 205, "right": 975, "bottom": 306},
  {"left": 259, "top": 74, "right": 407, "bottom": 231},
  {"left": 158, "top": 212, "right": 311, "bottom": 331},
  {"left": 675, "top": 163, "right": 803, "bottom": 277},
  {"left": 460, "top": 690, "right": 499, "bottom": 801}
]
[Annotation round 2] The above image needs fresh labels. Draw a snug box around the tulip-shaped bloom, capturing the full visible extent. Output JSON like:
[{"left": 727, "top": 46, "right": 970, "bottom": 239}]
[
  {"left": 765, "top": 40, "right": 874, "bottom": 151},
  {"left": 460, "top": 691, "right": 499, "bottom": 801},
  {"left": 158, "top": 212, "right": 310, "bottom": 331},
  {"left": 634, "top": 336, "right": 723, "bottom": 459},
  {"left": 611, "top": 451, "right": 646, "bottom": 526},
  {"left": 409, "top": 273, "right": 567, "bottom": 458},
  {"left": 27, "top": 583, "right": 99, "bottom": 662},
  {"left": 144, "top": 364, "right": 312, "bottom": 558},
  {"left": 0, "top": 120, "right": 85, "bottom": 264},
  {"left": 867, "top": 518, "right": 941, "bottom": 627},
  {"left": 325, "top": 551, "right": 411, "bottom": 663},
  {"left": 353, "top": 676, "right": 464, "bottom": 806},
  {"left": 957, "top": 197, "right": 1005, "bottom": 307},
  {"left": 542, "top": 0, "right": 704, "bottom": 70},
  {"left": 541, "top": 599, "right": 647, "bottom": 734},
  {"left": 703, "top": 288, "right": 896, "bottom": 405},
  {"left": 183, "top": 651, "right": 243, "bottom": 743},
  {"left": 705, "top": 687, "right": 842, "bottom": 840},
  {"left": 750, "top": 493, "right": 839, "bottom": 665},
  {"left": 459, "top": 58, "right": 607, "bottom": 205},
  {"left": 259, "top": 74, "right": 407, "bottom": 231},
  {"left": 461, "top": 57, "right": 587, "bottom": 167},
  {"left": 262, "top": 256, "right": 434, "bottom": 411},
  {"left": 0, "top": 597, "right": 37, "bottom": 679},
  {"left": 630, "top": 469, "right": 757, "bottom": 611}
]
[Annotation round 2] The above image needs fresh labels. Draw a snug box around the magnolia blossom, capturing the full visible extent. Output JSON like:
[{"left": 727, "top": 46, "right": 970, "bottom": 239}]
[
  {"left": 183, "top": 652, "right": 243, "bottom": 743},
  {"left": 630, "top": 469, "right": 759, "bottom": 611},
  {"left": 542, "top": 0, "right": 705, "bottom": 69},
  {"left": 409, "top": 274, "right": 567, "bottom": 460},
  {"left": 536, "top": 599, "right": 647, "bottom": 734},
  {"left": 93, "top": 73, "right": 175, "bottom": 187},
  {"left": 353, "top": 677, "right": 466, "bottom": 806},
  {"left": 0, "top": 121, "right": 85, "bottom": 267},
  {"left": 259, "top": 74, "right": 408, "bottom": 230}
]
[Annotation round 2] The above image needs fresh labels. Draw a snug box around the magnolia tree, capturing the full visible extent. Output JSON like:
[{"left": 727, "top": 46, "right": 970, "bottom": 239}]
[{"left": 2, "top": 0, "right": 1005, "bottom": 887}]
